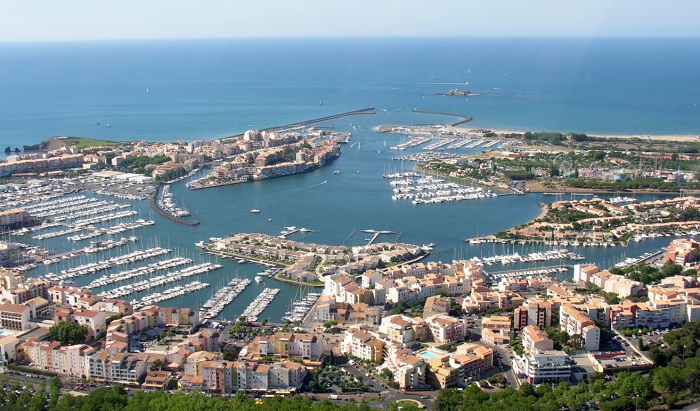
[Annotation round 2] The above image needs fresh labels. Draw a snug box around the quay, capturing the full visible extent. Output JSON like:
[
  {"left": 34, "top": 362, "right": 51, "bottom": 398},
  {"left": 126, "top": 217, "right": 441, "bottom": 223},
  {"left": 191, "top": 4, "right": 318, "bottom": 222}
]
[
  {"left": 221, "top": 107, "right": 376, "bottom": 142},
  {"left": 614, "top": 249, "right": 665, "bottom": 270},
  {"left": 411, "top": 108, "right": 473, "bottom": 126},
  {"left": 485, "top": 265, "right": 573, "bottom": 281},
  {"left": 149, "top": 185, "right": 199, "bottom": 226}
]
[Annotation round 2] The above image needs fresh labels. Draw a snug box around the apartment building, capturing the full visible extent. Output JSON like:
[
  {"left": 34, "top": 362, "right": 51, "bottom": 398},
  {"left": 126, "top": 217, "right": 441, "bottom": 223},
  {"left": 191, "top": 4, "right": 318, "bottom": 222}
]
[
  {"left": 194, "top": 359, "right": 306, "bottom": 393},
  {"left": 514, "top": 299, "right": 553, "bottom": 330},
  {"left": 480, "top": 315, "right": 511, "bottom": 345},
  {"left": 88, "top": 352, "right": 147, "bottom": 385},
  {"left": 242, "top": 332, "right": 323, "bottom": 361},
  {"left": 426, "top": 314, "right": 468, "bottom": 344},
  {"left": 0, "top": 303, "right": 31, "bottom": 331},
  {"left": 341, "top": 328, "right": 384, "bottom": 363},
  {"left": 560, "top": 305, "right": 600, "bottom": 351}
]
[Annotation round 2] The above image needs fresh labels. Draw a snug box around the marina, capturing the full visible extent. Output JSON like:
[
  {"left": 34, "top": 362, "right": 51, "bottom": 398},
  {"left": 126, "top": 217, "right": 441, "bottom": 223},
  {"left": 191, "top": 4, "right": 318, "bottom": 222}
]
[
  {"left": 98, "top": 261, "right": 223, "bottom": 299},
  {"left": 158, "top": 184, "right": 191, "bottom": 217},
  {"left": 282, "top": 292, "right": 321, "bottom": 323},
  {"left": 239, "top": 287, "right": 280, "bottom": 322},
  {"left": 199, "top": 278, "right": 252, "bottom": 320},
  {"left": 389, "top": 174, "right": 497, "bottom": 204},
  {"left": 135, "top": 280, "right": 210, "bottom": 310},
  {"left": 470, "top": 248, "right": 585, "bottom": 266},
  {"left": 86, "top": 256, "right": 193, "bottom": 288}
]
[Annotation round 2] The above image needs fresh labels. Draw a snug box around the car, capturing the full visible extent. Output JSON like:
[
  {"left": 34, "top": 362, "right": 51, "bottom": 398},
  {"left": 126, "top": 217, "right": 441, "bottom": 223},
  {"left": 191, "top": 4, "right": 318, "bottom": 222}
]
[{"left": 421, "top": 395, "right": 431, "bottom": 399}]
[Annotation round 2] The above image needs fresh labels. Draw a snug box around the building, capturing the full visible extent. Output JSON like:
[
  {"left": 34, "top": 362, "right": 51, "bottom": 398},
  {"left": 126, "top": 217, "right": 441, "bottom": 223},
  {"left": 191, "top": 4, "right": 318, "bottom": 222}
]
[
  {"left": 521, "top": 325, "right": 554, "bottom": 354},
  {"left": 341, "top": 328, "right": 384, "bottom": 363},
  {"left": 426, "top": 314, "right": 467, "bottom": 344},
  {"left": 0, "top": 303, "right": 32, "bottom": 331},
  {"left": 0, "top": 209, "right": 32, "bottom": 229},
  {"left": 513, "top": 350, "right": 572, "bottom": 385},
  {"left": 560, "top": 305, "right": 600, "bottom": 351},
  {"left": 514, "top": 299, "right": 553, "bottom": 330},
  {"left": 480, "top": 315, "right": 511, "bottom": 345},
  {"left": 194, "top": 359, "right": 306, "bottom": 393},
  {"left": 0, "top": 336, "right": 19, "bottom": 362},
  {"left": 88, "top": 352, "right": 147, "bottom": 386},
  {"left": 423, "top": 295, "right": 452, "bottom": 318},
  {"left": 242, "top": 332, "right": 323, "bottom": 361},
  {"left": 666, "top": 238, "right": 700, "bottom": 266}
]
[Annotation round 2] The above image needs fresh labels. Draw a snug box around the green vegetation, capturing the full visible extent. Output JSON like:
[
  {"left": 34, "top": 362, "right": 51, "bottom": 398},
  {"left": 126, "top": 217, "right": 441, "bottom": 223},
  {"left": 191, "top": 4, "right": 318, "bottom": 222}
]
[
  {"left": 0, "top": 382, "right": 382, "bottom": 411},
  {"left": 60, "top": 137, "right": 122, "bottom": 149},
  {"left": 566, "top": 177, "right": 700, "bottom": 191},
  {"left": 578, "top": 283, "right": 621, "bottom": 304},
  {"left": 156, "top": 166, "right": 187, "bottom": 181},
  {"left": 310, "top": 364, "right": 368, "bottom": 394},
  {"left": 618, "top": 262, "right": 686, "bottom": 285},
  {"left": 389, "top": 298, "right": 427, "bottom": 316},
  {"left": 6, "top": 364, "right": 58, "bottom": 377},
  {"left": 617, "top": 327, "right": 654, "bottom": 337},
  {"left": 438, "top": 320, "right": 700, "bottom": 411},
  {"left": 503, "top": 171, "right": 535, "bottom": 180},
  {"left": 48, "top": 321, "right": 89, "bottom": 345}
]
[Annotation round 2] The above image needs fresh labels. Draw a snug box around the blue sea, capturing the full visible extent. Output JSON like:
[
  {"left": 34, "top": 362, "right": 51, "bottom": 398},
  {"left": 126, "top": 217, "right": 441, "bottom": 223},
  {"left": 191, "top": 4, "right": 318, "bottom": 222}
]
[
  {"left": 1, "top": 37, "right": 699, "bottom": 152},
  {"left": 3, "top": 37, "right": 699, "bottom": 321}
]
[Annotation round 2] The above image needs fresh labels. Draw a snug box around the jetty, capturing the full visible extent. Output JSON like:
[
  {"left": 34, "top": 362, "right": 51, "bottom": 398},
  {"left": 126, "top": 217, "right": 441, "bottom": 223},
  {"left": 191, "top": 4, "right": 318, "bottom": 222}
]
[
  {"left": 411, "top": 108, "right": 473, "bottom": 126},
  {"left": 221, "top": 107, "right": 375, "bottom": 142},
  {"left": 361, "top": 229, "right": 396, "bottom": 245},
  {"left": 149, "top": 185, "right": 199, "bottom": 226}
]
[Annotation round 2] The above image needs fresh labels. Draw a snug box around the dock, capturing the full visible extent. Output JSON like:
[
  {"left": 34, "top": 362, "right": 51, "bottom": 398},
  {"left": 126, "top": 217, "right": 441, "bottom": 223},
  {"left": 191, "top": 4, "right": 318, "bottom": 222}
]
[{"left": 361, "top": 229, "right": 396, "bottom": 245}]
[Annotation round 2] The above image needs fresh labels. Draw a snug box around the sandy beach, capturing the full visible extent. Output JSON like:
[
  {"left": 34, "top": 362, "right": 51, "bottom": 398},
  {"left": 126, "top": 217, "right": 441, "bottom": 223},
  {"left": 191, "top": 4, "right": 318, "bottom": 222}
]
[{"left": 462, "top": 127, "right": 700, "bottom": 143}]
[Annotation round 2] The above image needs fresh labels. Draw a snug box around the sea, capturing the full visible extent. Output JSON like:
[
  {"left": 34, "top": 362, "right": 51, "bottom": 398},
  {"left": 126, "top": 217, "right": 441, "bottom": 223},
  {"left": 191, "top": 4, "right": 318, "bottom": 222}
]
[{"left": 1, "top": 37, "right": 699, "bottom": 322}]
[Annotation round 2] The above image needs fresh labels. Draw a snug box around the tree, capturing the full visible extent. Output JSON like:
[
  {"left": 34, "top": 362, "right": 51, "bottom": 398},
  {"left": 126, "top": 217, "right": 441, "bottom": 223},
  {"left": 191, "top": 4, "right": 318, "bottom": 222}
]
[
  {"left": 150, "top": 359, "right": 164, "bottom": 371},
  {"left": 323, "top": 320, "right": 339, "bottom": 329},
  {"left": 48, "top": 321, "right": 89, "bottom": 345},
  {"left": 653, "top": 366, "right": 684, "bottom": 395},
  {"left": 222, "top": 347, "right": 238, "bottom": 361},
  {"left": 381, "top": 369, "right": 393, "bottom": 380}
]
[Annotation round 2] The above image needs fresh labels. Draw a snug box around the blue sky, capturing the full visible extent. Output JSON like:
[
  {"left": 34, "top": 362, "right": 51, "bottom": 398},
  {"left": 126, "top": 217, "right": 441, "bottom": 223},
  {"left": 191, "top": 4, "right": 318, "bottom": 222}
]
[{"left": 1, "top": 0, "right": 698, "bottom": 42}]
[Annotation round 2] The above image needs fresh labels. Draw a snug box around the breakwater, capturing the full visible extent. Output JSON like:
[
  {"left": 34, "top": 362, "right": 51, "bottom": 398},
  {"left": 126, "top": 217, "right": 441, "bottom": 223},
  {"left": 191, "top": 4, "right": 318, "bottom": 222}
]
[
  {"left": 411, "top": 108, "right": 473, "bottom": 126},
  {"left": 222, "top": 107, "right": 376, "bottom": 142},
  {"left": 149, "top": 185, "right": 199, "bottom": 226}
]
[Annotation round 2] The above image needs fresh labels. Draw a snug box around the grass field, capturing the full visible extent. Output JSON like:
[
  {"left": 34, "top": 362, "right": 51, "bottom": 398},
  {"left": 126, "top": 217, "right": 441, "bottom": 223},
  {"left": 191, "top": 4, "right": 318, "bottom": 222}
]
[{"left": 59, "top": 137, "right": 123, "bottom": 149}]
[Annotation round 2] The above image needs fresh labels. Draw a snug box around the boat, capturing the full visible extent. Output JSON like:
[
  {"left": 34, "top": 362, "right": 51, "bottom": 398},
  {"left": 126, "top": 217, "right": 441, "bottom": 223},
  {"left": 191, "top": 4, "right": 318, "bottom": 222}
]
[
  {"left": 250, "top": 209, "right": 261, "bottom": 213},
  {"left": 255, "top": 276, "right": 263, "bottom": 283},
  {"left": 333, "top": 170, "right": 341, "bottom": 175}
]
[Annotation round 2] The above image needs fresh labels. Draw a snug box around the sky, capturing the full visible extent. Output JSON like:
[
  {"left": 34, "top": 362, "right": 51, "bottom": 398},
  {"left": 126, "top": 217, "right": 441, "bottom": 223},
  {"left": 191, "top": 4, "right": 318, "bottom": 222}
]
[{"left": 1, "top": 0, "right": 699, "bottom": 42}]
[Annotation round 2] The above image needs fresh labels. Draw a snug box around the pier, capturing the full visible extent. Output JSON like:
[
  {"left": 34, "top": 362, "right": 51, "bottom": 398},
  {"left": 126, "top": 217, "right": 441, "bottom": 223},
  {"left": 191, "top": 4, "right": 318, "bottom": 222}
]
[
  {"left": 614, "top": 249, "right": 665, "bottom": 269},
  {"left": 149, "top": 185, "right": 199, "bottom": 226},
  {"left": 361, "top": 229, "right": 396, "bottom": 245},
  {"left": 221, "top": 107, "right": 376, "bottom": 142},
  {"left": 411, "top": 108, "right": 473, "bottom": 126}
]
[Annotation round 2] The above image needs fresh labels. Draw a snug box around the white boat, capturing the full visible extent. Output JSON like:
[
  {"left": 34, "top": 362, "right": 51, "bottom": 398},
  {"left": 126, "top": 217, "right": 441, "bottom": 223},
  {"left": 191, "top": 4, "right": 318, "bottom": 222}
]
[
  {"left": 255, "top": 276, "right": 263, "bottom": 283},
  {"left": 333, "top": 170, "right": 341, "bottom": 175},
  {"left": 250, "top": 209, "right": 261, "bottom": 213}
]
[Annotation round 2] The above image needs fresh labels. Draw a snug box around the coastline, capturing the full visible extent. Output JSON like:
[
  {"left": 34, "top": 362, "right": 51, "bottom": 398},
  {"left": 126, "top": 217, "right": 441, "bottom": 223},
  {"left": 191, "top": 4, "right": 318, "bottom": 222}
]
[{"left": 453, "top": 125, "right": 700, "bottom": 143}]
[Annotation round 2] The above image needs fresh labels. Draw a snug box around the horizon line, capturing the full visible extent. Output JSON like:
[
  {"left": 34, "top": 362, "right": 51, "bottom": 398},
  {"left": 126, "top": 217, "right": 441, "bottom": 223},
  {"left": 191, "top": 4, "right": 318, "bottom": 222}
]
[{"left": 1, "top": 34, "right": 700, "bottom": 45}]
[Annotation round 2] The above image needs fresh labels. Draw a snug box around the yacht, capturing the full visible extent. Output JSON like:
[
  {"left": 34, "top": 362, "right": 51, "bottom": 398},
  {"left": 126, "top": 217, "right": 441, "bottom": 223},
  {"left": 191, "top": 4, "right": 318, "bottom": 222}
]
[
  {"left": 255, "top": 276, "right": 263, "bottom": 283},
  {"left": 333, "top": 170, "right": 341, "bottom": 175},
  {"left": 250, "top": 209, "right": 261, "bottom": 213}
]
